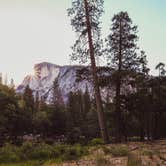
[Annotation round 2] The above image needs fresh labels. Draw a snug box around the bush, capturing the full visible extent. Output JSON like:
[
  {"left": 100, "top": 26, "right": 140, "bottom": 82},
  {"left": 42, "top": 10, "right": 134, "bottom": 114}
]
[
  {"left": 61, "top": 144, "right": 88, "bottom": 161},
  {"left": 20, "top": 141, "right": 34, "bottom": 160},
  {"left": 0, "top": 143, "right": 21, "bottom": 163},
  {"left": 66, "top": 128, "right": 82, "bottom": 144},
  {"left": 28, "top": 143, "right": 54, "bottom": 160},
  {"left": 102, "top": 146, "right": 111, "bottom": 155},
  {"left": 142, "top": 150, "right": 154, "bottom": 159},
  {"left": 95, "top": 155, "right": 110, "bottom": 166},
  {"left": 0, "top": 142, "right": 88, "bottom": 164},
  {"left": 90, "top": 138, "right": 104, "bottom": 146},
  {"left": 54, "top": 144, "right": 68, "bottom": 155},
  {"left": 110, "top": 145, "right": 129, "bottom": 157}
]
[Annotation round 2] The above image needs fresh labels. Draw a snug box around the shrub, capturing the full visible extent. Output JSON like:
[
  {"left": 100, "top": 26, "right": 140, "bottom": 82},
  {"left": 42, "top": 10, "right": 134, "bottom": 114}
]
[
  {"left": 20, "top": 141, "right": 34, "bottom": 160},
  {"left": 28, "top": 143, "right": 54, "bottom": 160},
  {"left": 0, "top": 143, "right": 21, "bottom": 163},
  {"left": 66, "top": 128, "right": 82, "bottom": 144},
  {"left": 102, "top": 146, "right": 111, "bottom": 155},
  {"left": 61, "top": 144, "right": 88, "bottom": 161},
  {"left": 142, "top": 150, "right": 153, "bottom": 158},
  {"left": 95, "top": 155, "right": 110, "bottom": 166},
  {"left": 54, "top": 144, "right": 68, "bottom": 155},
  {"left": 110, "top": 145, "right": 129, "bottom": 157},
  {"left": 90, "top": 138, "right": 104, "bottom": 146},
  {"left": 0, "top": 142, "right": 88, "bottom": 163}
]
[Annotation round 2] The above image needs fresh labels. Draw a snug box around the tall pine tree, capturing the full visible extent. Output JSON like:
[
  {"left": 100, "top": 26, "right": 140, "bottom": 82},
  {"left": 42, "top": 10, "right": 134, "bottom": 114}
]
[
  {"left": 106, "top": 11, "right": 139, "bottom": 142},
  {"left": 68, "top": 0, "right": 109, "bottom": 143}
]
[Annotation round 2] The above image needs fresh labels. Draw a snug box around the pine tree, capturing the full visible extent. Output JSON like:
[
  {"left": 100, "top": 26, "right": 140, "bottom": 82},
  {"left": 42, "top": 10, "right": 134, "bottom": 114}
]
[
  {"left": 52, "top": 79, "right": 64, "bottom": 108},
  {"left": 23, "top": 85, "right": 35, "bottom": 134},
  {"left": 35, "top": 91, "right": 40, "bottom": 111},
  {"left": 82, "top": 86, "right": 91, "bottom": 117},
  {"left": 155, "top": 62, "right": 165, "bottom": 77},
  {"left": 139, "top": 50, "right": 149, "bottom": 75},
  {"left": 136, "top": 51, "right": 151, "bottom": 140},
  {"left": 68, "top": 0, "right": 109, "bottom": 143},
  {"left": 23, "top": 85, "right": 34, "bottom": 113},
  {"left": 106, "top": 11, "right": 139, "bottom": 142}
]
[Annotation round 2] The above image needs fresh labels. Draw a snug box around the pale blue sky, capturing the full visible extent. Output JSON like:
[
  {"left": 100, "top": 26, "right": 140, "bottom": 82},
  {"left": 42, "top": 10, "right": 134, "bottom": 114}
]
[{"left": 0, "top": 0, "right": 165, "bottom": 85}]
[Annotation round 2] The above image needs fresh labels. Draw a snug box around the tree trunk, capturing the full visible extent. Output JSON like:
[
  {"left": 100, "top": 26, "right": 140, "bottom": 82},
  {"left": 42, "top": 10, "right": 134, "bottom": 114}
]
[
  {"left": 115, "top": 18, "right": 122, "bottom": 142},
  {"left": 84, "top": 0, "right": 109, "bottom": 143},
  {"left": 140, "top": 111, "right": 145, "bottom": 141}
]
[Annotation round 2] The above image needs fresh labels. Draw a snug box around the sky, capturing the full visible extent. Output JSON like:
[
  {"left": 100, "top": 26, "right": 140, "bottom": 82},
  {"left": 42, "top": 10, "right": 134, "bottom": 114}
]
[{"left": 0, "top": 0, "right": 165, "bottom": 85}]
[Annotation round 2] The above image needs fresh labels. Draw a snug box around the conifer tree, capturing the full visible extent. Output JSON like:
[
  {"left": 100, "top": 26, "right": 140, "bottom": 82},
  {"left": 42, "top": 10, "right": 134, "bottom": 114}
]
[
  {"left": 139, "top": 50, "right": 149, "bottom": 75},
  {"left": 68, "top": 0, "right": 109, "bottom": 143},
  {"left": 83, "top": 86, "right": 91, "bottom": 117},
  {"left": 52, "top": 79, "right": 64, "bottom": 108},
  {"left": 35, "top": 91, "right": 40, "bottom": 111},
  {"left": 155, "top": 62, "right": 165, "bottom": 77},
  {"left": 106, "top": 11, "right": 139, "bottom": 141},
  {"left": 23, "top": 85, "right": 34, "bottom": 113}
]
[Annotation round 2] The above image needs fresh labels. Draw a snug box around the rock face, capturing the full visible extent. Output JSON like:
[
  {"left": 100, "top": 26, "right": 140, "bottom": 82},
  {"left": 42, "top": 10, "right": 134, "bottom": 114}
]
[
  {"left": 16, "top": 62, "right": 114, "bottom": 103},
  {"left": 17, "top": 62, "right": 60, "bottom": 102}
]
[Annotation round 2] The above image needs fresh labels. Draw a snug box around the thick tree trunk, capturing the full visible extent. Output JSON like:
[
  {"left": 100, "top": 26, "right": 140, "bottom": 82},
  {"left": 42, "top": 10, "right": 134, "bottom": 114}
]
[
  {"left": 84, "top": 0, "right": 109, "bottom": 143},
  {"left": 115, "top": 75, "right": 121, "bottom": 142},
  {"left": 115, "top": 19, "right": 122, "bottom": 142}
]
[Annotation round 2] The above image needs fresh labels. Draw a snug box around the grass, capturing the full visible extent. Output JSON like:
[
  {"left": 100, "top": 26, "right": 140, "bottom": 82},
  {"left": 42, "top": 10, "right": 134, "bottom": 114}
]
[
  {"left": 0, "top": 142, "right": 88, "bottom": 165},
  {"left": 142, "top": 149, "right": 154, "bottom": 158},
  {"left": 95, "top": 155, "right": 110, "bottom": 166},
  {"left": 127, "top": 153, "right": 141, "bottom": 166},
  {"left": 102, "top": 146, "right": 111, "bottom": 155},
  {"left": 109, "top": 145, "right": 129, "bottom": 157},
  {"left": 0, "top": 160, "right": 44, "bottom": 166},
  {"left": 90, "top": 138, "right": 104, "bottom": 146},
  {"left": 1, "top": 139, "right": 166, "bottom": 166}
]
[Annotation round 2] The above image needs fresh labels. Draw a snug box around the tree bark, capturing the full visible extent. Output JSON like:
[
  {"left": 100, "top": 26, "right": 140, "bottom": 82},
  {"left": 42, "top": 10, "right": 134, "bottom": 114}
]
[
  {"left": 84, "top": 0, "right": 109, "bottom": 143},
  {"left": 115, "top": 18, "right": 122, "bottom": 142}
]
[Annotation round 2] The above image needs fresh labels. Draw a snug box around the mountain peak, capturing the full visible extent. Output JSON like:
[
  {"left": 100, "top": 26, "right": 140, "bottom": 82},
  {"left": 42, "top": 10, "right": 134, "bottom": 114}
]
[
  {"left": 16, "top": 62, "right": 61, "bottom": 97},
  {"left": 33, "top": 62, "right": 60, "bottom": 79},
  {"left": 17, "top": 63, "right": 113, "bottom": 103},
  {"left": 34, "top": 62, "right": 60, "bottom": 69}
]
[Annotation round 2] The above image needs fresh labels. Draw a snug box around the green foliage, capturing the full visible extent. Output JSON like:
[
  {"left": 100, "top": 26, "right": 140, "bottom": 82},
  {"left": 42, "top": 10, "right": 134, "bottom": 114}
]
[
  {"left": 66, "top": 90, "right": 99, "bottom": 143},
  {"left": 0, "top": 142, "right": 88, "bottom": 164},
  {"left": 27, "top": 143, "right": 54, "bottom": 160},
  {"left": 95, "top": 155, "right": 110, "bottom": 166},
  {"left": 102, "top": 146, "right": 111, "bottom": 155},
  {"left": 61, "top": 144, "right": 87, "bottom": 161},
  {"left": 106, "top": 11, "right": 139, "bottom": 71},
  {"left": 142, "top": 150, "right": 153, "bottom": 158},
  {"left": 110, "top": 145, "right": 129, "bottom": 157},
  {"left": 67, "top": 0, "right": 104, "bottom": 63},
  {"left": 0, "top": 160, "right": 43, "bottom": 166},
  {"left": 0, "top": 143, "right": 20, "bottom": 163},
  {"left": 90, "top": 138, "right": 104, "bottom": 146}
]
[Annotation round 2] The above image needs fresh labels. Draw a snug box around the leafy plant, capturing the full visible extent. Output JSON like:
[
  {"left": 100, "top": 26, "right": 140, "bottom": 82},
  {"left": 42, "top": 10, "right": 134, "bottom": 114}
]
[
  {"left": 90, "top": 138, "right": 104, "bottom": 146},
  {"left": 95, "top": 155, "right": 110, "bottom": 166},
  {"left": 110, "top": 145, "right": 129, "bottom": 157}
]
